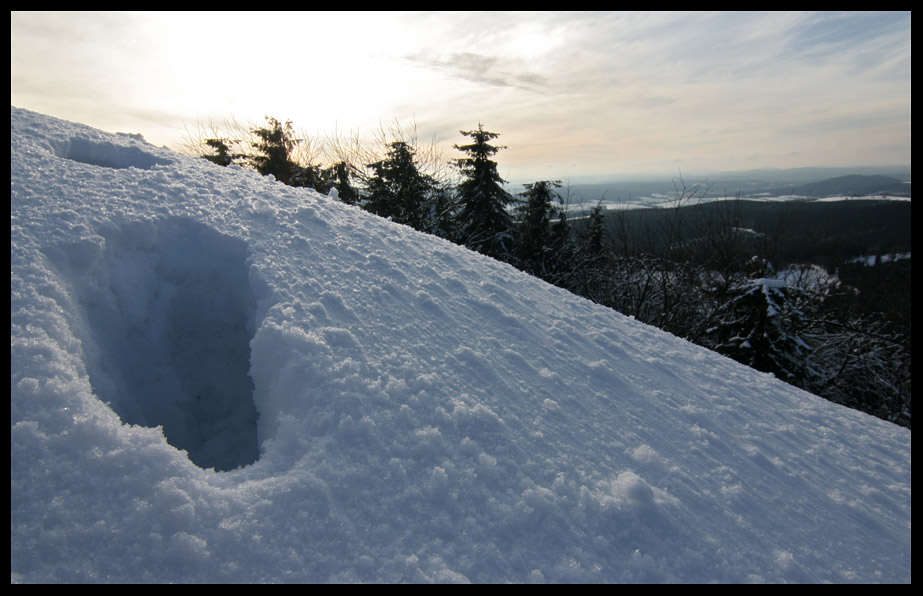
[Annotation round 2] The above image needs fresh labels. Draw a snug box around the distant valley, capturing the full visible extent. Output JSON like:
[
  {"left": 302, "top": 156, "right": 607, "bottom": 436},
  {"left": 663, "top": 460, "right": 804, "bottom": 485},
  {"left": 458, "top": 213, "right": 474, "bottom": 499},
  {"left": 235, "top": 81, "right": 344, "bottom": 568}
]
[{"left": 546, "top": 166, "right": 911, "bottom": 210}]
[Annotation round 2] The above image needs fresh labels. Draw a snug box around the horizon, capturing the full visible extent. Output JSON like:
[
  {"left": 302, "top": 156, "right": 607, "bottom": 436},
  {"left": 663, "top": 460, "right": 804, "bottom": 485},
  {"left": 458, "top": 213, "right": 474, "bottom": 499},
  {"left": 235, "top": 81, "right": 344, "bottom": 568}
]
[{"left": 11, "top": 11, "right": 911, "bottom": 182}]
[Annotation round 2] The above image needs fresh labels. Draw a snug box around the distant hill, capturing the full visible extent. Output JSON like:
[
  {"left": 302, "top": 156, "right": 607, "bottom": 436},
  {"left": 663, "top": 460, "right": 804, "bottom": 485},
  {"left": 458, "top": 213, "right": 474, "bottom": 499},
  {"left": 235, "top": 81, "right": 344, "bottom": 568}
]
[
  {"left": 783, "top": 175, "right": 910, "bottom": 198},
  {"left": 556, "top": 169, "right": 911, "bottom": 208}
]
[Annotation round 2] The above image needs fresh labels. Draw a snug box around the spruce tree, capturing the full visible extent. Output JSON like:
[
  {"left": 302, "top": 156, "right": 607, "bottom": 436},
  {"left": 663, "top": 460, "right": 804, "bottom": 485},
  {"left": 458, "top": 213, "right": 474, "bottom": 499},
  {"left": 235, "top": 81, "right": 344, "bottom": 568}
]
[
  {"left": 707, "top": 276, "right": 812, "bottom": 385},
  {"left": 452, "top": 124, "right": 514, "bottom": 261},
  {"left": 330, "top": 161, "right": 360, "bottom": 205},
  {"left": 291, "top": 163, "right": 334, "bottom": 193},
  {"left": 545, "top": 201, "right": 576, "bottom": 289},
  {"left": 203, "top": 138, "right": 241, "bottom": 167},
  {"left": 248, "top": 117, "right": 300, "bottom": 186},
  {"left": 569, "top": 201, "right": 612, "bottom": 303},
  {"left": 515, "top": 180, "right": 565, "bottom": 279},
  {"left": 364, "top": 141, "right": 437, "bottom": 231}
]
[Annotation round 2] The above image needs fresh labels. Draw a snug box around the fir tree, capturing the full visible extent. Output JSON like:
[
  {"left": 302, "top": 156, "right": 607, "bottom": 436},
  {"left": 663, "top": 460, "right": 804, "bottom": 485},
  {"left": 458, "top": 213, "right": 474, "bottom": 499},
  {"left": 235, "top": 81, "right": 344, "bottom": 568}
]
[
  {"left": 515, "top": 180, "right": 565, "bottom": 279},
  {"left": 202, "top": 138, "right": 241, "bottom": 167},
  {"left": 545, "top": 201, "right": 576, "bottom": 288},
  {"left": 291, "top": 163, "right": 334, "bottom": 193},
  {"left": 707, "top": 275, "right": 812, "bottom": 385},
  {"left": 248, "top": 117, "right": 300, "bottom": 186},
  {"left": 453, "top": 124, "right": 515, "bottom": 261},
  {"left": 364, "top": 141, "right": 437, "bottom": 231},
  {"left": 569, "top": 201, "right": 612, "bottom": 303},
  {"left": 330, "top": 161, "right": 360, "bottom": 205}
]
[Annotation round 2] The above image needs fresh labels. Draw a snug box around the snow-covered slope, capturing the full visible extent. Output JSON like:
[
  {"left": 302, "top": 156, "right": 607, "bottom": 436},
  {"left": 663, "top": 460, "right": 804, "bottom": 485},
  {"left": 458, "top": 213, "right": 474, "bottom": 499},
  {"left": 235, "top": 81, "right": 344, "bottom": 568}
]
[{"left": 11, "top": 107, "right": 911, "bottom": 583}]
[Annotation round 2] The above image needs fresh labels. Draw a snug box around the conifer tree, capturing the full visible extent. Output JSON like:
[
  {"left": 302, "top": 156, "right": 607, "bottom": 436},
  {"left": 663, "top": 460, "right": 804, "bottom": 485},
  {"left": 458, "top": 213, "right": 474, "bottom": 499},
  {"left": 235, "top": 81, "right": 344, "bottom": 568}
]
[
  {"left": 707, "top": 276, "right": 812, "bottom": 385},
  {"left": 330, "top": 161, "right": 360, "bottom": 206},
  {"left": 248, "top": 117, "right": 300, "bottom": 186},
  {"left": 203, "top": 138, "right": 242, "bottom": 167},
  {"left": 569, "top": 201, "right": 612, "bottom": 303},
  {"left": 545, "top": 201, "right": 576, "bottom": 288},
  {"left": 453, "top": 124, "right": 514, "bottom": 261},
  {"left": 364, "top": 141, "right": 438, "bottom": 231},
  {"left": 291, "top": 163, "right": 334, "bottom": 193},
  {"left": 515, "top": 180, "right": 565, "bottom": 279}
]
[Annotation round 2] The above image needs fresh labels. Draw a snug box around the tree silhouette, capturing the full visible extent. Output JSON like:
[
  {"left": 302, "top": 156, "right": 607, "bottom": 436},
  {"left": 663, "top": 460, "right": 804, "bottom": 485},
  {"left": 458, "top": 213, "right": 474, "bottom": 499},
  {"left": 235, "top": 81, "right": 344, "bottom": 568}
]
[
  {"left": 330, "top": 161, "right": 360, "bottom": 205},
  {"left": 248, "top": 117, "right": 300, "bottom": 186},
  {"left": 364, "top": 141, "right": 439, "bottom": 231},
  {"left": 453, "top": 124, "right": 514, "bottom": 261},
  {"left": 515, "top": 180, "right": 566, "bottom": 279},
  {"left": 202, "top": 138, "right": 243, "bottom": 167}
]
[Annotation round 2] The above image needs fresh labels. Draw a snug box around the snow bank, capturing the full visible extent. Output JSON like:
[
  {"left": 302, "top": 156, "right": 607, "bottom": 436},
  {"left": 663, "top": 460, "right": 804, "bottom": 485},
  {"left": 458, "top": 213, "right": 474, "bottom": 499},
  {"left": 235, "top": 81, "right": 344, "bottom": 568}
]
[{"left": 11, "top": 107, "right": 911, "bottom": 583}]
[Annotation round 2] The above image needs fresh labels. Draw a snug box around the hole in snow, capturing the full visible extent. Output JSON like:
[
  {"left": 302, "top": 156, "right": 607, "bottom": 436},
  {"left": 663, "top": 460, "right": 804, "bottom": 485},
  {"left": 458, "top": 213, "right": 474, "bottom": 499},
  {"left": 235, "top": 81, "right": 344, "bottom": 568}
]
[
  {"left": 47, "top": 218, "right": 261, "bottom": 471},
  {"left": 53, "top": 137, "right": 171, "bottom": 170}
]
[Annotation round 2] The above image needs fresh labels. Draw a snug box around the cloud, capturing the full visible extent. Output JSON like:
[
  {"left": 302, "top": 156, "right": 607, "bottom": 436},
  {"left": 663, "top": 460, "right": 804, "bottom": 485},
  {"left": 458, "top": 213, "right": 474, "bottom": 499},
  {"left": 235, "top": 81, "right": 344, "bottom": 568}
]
[
  {"left": 405, "top": 51, "right": 550, "bottom": 92},
  {"left": 11, "top": 11, "right": 911, "bottom": 179}
]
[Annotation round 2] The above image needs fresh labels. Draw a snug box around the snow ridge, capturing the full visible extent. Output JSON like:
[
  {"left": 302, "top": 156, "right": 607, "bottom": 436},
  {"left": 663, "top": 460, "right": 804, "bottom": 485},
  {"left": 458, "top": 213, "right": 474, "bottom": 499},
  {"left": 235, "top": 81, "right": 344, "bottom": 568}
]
[{"left": 11, "top": 107, "right": 911, "bottom": 583}]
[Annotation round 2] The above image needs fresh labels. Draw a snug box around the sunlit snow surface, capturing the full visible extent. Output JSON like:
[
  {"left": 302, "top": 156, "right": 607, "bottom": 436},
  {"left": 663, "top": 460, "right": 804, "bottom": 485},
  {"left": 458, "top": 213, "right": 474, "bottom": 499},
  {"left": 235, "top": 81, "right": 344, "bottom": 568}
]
[{"left": 11, "top": 107, "right": 910, "bottom": 583}]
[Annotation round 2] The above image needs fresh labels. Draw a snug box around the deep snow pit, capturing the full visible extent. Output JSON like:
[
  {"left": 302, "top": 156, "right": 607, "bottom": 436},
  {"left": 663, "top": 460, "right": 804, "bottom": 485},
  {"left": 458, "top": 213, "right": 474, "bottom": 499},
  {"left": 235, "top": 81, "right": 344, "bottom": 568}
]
[
  {"left": 53, "top": 137, "right": 171, "bottom": 170},
  {"left": 49, "top": 218, "right": 261, "bottom": 471}
]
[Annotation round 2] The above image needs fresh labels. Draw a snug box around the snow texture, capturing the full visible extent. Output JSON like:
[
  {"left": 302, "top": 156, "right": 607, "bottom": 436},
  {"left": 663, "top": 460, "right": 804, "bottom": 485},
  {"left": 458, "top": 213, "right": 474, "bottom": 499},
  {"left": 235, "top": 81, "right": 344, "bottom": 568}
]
[{"left": 11, "top": 107, "right": 911, "bottom": 583}]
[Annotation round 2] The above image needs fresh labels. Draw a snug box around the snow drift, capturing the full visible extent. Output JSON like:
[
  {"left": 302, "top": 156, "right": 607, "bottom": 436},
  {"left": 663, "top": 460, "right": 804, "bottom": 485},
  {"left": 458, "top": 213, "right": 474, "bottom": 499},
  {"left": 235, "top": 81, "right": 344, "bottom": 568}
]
[{"left": 11, "top": 107, "right": 911, "bottom": 583}]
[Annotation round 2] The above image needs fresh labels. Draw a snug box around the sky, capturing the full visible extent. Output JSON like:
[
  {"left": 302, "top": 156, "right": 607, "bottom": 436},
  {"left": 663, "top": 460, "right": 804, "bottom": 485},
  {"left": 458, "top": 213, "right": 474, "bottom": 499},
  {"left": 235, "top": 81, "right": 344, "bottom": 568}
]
[{"left": 10, "top": 11, "right": 912, "bottom": 183}]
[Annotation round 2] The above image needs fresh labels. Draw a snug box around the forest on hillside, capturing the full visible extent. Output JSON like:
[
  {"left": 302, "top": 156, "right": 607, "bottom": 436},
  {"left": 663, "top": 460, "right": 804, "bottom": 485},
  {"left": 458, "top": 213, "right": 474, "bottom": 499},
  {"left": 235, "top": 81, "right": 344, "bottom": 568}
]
[{"left": 182, "top": 116, "right": 911, "bottom": 428}]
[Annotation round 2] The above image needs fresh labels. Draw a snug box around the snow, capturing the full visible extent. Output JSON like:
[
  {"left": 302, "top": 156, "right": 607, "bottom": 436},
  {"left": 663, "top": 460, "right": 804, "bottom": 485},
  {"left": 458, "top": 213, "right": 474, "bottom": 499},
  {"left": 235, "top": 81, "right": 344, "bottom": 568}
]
[
  {"left": 10, "top": 106, "right": 911, "bottom": 583},
  {"left": 847, "top": 252, "right": 912, "bottom": 267}
]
